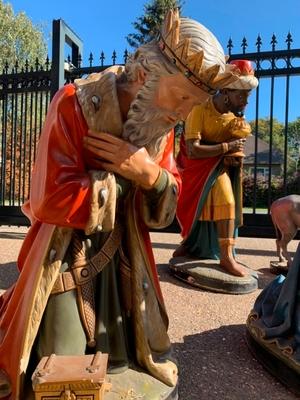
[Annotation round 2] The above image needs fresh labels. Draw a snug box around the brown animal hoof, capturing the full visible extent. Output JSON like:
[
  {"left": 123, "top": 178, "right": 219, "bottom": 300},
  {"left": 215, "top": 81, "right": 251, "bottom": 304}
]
[{"left": 270, "top": 261, "right": 289, "bottom": 275}]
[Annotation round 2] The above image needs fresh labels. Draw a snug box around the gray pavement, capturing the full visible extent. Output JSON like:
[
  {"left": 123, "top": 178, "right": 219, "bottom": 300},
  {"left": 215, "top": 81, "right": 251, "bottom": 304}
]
[{"left": 0, "top": 225, "right": 298, "bottom": 399}]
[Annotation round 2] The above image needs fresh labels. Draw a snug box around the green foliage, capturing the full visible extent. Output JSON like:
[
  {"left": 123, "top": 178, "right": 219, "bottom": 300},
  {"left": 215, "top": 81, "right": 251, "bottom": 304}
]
[
  {"left": 288, "top": 117, "right": 300, "bottom": 144},
  {"left": 0, "top": 0, "right": 47, "bottom": 71},
  {"left": 249, "top": 117, "right": 300, "bottom": 173},
  {"left": 126, "top": 0, "right": 183, "bottom": 48},
  {"left": 286, "top": 117, "right": 300, "bottom": 172},
  {"left": 249, "top": 117, "right": 284, "bottom": 149},
  {"left": 243, "top": 173, "right": 300, "bottom": 208}
]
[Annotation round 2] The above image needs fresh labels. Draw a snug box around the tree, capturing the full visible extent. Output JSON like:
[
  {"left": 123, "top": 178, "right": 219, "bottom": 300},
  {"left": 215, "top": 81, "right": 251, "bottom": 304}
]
[
  {"left": 126, "top": 0, "right": 183, "bottom": 49},
  {"left": 249, "top": 117, "right": 284, "bottom": 150},
  {"left": 0, "top": 0, "right": 47, "bottom": 72},
  {"left": 249, "top": 117, "right": 300, "bottom": 175},
  {"left": 0, "top": 1, "right": 48, "bottom": 204},
  {"left": 287, "top": 117, "right": 300, "bottom": 144},
  {"left": 287, "top": 117, "right": 300, "bottom": 173}
]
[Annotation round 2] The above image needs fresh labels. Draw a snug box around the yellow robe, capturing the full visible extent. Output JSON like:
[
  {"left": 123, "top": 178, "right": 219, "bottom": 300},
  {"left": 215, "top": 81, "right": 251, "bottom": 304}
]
[{"left": 185, "top": 97, "right": 249, "bottom": 221}]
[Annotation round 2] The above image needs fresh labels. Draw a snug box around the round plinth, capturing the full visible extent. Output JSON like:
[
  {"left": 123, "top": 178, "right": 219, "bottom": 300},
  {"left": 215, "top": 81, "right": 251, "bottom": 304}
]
[{"left": 169, "top": 256, "right": 258, "bottom": 294}]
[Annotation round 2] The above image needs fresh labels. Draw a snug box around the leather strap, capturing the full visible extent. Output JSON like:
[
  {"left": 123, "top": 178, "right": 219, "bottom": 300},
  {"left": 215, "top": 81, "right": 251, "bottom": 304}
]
[{"left": 51, "top": 222, "right": 123, "bottom": 295}]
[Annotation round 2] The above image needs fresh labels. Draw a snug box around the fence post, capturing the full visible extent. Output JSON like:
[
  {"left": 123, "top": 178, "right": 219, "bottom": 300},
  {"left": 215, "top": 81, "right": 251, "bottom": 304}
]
[{"left": 50, "top": 19, "right": 83, "bottom": 99}]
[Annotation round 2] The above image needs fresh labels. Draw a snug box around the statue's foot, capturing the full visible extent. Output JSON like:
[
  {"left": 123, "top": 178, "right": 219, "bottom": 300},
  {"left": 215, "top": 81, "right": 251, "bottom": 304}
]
[
  {"left": 173, "top": 244, "right": 189, "bottom": 258},
  {"left": 220, "top": 258, "right": 248, "bottom": 277}
]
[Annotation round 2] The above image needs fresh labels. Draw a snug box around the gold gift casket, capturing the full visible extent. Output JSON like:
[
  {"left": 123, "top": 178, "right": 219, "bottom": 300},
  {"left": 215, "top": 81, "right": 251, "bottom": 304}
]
[{"left": 32, "top": 352, "right": 111, "bottom": 400}]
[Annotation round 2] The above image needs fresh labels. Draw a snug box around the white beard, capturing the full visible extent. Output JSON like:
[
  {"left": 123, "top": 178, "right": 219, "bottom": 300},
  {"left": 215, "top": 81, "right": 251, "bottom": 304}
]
[{"left": 122, "top": 75, "right": 180, "bottom": 158}]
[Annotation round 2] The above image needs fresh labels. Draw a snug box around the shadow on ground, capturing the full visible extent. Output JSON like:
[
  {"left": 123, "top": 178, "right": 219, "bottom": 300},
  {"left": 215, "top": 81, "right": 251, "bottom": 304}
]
[
  {"left": 174, "top": 325, "right": 297, "bottom": 400},
  {"left": 151, "top": 242, "right": 178, "bottom": 250},
  {"left": 0, "top": 232, "right": 26, "bottom": 240},
  {"left": 237, "top": 248, "right": 296, "bottom": 258}
]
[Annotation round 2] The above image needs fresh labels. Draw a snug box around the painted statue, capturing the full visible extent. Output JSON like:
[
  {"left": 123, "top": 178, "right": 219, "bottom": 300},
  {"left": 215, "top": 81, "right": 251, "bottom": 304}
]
[
  {"left": 246, "top": 194, "right": 300, "bottom": 393},
  {"left": 0, "top": 9, "right": 239, "bottom": 400},
  {"left": 170, "top": 60, "right": 259, "bottom": 294}
]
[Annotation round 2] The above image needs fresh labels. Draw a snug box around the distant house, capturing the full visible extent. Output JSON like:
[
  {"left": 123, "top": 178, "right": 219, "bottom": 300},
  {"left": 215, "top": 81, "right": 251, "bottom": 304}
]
[{"left": 243, "top": 135, "right": 283, "bottom": 177}]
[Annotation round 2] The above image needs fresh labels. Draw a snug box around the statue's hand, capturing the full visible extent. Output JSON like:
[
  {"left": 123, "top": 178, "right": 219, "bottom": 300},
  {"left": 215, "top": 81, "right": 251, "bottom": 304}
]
[
  {"left": 83, "top": 131, "right": 160, "bottom": 190},
  {"left": 227, "top": 138, "right": 246, "bottom": 153}
]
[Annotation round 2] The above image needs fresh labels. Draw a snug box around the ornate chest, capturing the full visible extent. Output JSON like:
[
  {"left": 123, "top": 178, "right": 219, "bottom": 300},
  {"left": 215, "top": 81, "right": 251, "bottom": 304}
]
[{"left": 32, "top": 352, "right": 111, "bottom": 400}]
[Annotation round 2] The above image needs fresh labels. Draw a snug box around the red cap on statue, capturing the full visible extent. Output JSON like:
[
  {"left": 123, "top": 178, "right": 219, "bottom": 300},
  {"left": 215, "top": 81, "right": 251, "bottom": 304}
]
[
  {"left": 225, "top": 59, "right": 258, "bottom": 89},
  {"left": 229, "top": 59, "right": 255, "bottom": 75}
]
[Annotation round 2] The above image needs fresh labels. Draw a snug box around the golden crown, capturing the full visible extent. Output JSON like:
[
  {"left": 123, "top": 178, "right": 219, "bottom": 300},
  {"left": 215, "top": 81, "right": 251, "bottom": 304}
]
[{"left": 159, "top": 9, "right": 238, "bottom": 94}]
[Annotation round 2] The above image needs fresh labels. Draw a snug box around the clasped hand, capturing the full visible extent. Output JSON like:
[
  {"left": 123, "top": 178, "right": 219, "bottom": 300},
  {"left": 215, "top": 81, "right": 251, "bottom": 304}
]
[
  {"left": 83, "top": 130, "right": 160, "bottom": 190},
  {"left": 228, "top": 138, "right": 246, "bottom": 153}
]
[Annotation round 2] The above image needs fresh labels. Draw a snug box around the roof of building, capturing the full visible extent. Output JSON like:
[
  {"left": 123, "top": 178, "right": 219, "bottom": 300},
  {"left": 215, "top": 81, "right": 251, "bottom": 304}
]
[{"left": 243, "top": 135, "right": 283, "bottom": 165}]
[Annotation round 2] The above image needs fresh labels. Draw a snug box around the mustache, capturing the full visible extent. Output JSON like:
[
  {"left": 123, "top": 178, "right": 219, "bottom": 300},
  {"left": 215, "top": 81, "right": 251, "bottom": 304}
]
[
  {"left": 123, "top": 108, "right": 179, "bottom": 147},
  {"left": 123, "top": 89, "right": 180, "bottom": 147}
]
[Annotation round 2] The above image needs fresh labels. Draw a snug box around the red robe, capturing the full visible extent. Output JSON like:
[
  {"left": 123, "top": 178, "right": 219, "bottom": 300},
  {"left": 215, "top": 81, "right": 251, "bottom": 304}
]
[{"left": 176, "top": 134, "right": 221, "bottom": 239}]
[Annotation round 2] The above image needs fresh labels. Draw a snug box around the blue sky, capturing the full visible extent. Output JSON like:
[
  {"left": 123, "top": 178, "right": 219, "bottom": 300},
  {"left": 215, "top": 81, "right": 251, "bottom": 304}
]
[{"left": 5, "top": 0, "right": 300, "bottom": 122}]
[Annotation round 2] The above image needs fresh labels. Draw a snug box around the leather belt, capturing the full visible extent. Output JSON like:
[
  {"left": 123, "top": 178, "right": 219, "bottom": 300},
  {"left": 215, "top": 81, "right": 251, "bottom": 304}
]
[{"left": 51, "top": 222, "right": 123, "bottom": 295}]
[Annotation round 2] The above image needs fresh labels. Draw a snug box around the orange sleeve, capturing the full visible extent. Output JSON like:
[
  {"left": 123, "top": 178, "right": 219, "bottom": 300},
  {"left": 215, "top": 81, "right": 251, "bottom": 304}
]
[{"left": 25, "top": 84, "right": 92, "bottom": 229}]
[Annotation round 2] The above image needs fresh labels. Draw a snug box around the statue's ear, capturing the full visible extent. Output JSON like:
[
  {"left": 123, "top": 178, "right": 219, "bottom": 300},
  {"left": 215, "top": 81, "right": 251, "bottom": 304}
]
[{"left": 136, "top": 66, "right": 147, "bottom": 85}]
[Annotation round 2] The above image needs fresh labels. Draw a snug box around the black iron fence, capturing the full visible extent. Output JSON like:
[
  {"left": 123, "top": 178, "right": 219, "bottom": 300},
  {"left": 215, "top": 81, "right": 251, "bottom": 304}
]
[
  {"left": 228, "top": 34, "right": 300, "bottom": 236},
  {"left": 0, "top": 60, "right": 51, "bottom": 224},
  {"left": 0, "top": 19, "right": 299, "bottom": 236}
]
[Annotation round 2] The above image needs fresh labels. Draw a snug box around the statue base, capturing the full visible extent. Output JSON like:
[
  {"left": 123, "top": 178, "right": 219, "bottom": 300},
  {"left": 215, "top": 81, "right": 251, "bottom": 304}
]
[
  {"left": 169, "top": 256, "right": 258, "bottom": 294},
  {"left": 246, "top": 328, "right": 300, "bottom": 395}
]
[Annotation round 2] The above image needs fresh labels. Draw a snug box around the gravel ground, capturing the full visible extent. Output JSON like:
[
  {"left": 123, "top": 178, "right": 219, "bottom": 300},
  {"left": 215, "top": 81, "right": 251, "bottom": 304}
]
[
  {"left": 153, "top": 232, "right": 298, "bottom": 400},
  {"left": 0, "top": 226, "right": 299, "bottom": 400}
]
